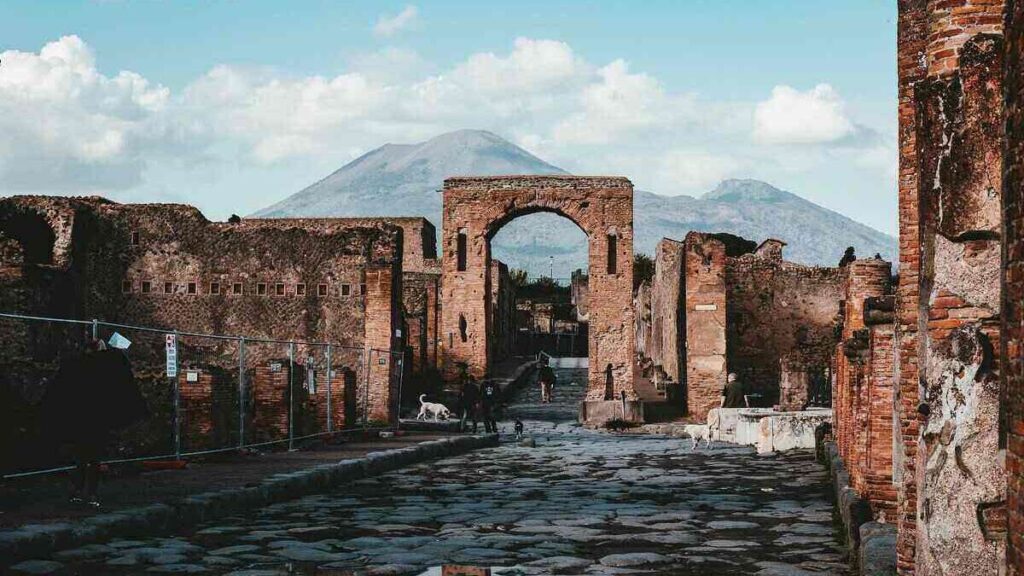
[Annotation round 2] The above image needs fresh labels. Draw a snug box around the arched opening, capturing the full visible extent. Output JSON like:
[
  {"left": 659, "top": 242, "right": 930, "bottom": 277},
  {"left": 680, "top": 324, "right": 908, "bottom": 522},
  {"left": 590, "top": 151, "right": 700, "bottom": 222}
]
[
  {"left": 490, "top": 211, "right": 589, "bottom": 420},
  {"left": 0, "top": 210, "right": 56, "bottom": 266},
  {"left": 440, "top": 176, "right": 637, "bottom": 424}
]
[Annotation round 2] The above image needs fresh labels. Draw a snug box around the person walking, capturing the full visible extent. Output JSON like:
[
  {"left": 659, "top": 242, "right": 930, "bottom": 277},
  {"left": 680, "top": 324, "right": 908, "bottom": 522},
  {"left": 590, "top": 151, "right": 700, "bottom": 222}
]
[
  {"left": 479, "top": 377, "right": 499, "bottom": 434},
  {"left": 538, "top": 357, "right": 556, "bottom": 404},
  {"left": 43, "top": 337, "right": 146, "bottom": 507}
]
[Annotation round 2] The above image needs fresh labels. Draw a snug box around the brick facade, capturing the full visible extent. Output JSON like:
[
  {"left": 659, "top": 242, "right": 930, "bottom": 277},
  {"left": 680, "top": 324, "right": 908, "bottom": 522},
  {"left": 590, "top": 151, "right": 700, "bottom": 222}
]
[{"left": 441, "top": 176, "right": 636, "bottom": 404}]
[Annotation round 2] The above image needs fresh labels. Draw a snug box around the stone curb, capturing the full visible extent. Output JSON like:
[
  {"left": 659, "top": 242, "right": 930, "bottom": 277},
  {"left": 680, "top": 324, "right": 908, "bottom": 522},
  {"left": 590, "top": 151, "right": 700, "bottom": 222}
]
[
  {"left": 821, "top": 441, "right": 896, "bottom": 576},
  {"left": 0, "top": 434, "right": 498, "bottom": 567}
]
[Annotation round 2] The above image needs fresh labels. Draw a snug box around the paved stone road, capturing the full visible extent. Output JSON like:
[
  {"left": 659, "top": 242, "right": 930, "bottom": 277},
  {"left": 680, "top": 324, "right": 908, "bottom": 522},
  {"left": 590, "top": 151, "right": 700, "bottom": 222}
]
[{"left": 37, "top": 367, "right": 848, "bottom": 576}]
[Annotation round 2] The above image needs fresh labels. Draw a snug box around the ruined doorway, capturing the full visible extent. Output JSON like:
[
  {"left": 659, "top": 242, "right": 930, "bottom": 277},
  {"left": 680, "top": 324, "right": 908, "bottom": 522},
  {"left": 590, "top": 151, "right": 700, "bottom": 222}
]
[{"left": 440, "top": 176, "right": 638, "bottom": 421}]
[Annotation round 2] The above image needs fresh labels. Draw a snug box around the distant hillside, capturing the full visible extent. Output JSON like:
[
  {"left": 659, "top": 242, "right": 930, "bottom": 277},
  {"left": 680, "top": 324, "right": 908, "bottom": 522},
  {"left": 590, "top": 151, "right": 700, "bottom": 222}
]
[{"left": 255, "top": 130, "right": 896, "bottom": 275}]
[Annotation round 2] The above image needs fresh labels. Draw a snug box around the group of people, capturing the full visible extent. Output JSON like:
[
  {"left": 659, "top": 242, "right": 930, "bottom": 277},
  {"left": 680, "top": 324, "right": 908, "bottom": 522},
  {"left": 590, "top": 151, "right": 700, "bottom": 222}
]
[
  {"left": 454, "top": 363, "right": 500, "bottom": 433},
  {"left": 453, "top": 356, "right": 558, "bottom": 434}
]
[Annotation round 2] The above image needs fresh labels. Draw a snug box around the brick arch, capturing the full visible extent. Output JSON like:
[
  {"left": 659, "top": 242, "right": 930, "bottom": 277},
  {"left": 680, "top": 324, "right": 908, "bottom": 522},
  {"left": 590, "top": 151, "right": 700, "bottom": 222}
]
[{"left": 441, "top": 176, "right": 637, "bottom": 420}]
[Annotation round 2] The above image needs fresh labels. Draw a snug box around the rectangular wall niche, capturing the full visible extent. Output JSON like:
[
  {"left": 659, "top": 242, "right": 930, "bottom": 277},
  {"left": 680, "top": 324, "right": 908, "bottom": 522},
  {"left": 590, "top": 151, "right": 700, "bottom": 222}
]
[
  {"left": 607, "top": 234, "right": 618, "bottom": 274},
  {"left": 457, "top": 228, "right": 468, "bottom": 272}
]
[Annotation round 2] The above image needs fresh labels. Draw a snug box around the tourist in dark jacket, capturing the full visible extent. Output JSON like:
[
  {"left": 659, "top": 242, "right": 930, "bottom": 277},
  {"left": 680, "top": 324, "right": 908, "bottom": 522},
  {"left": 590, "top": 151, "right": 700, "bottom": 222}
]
[
  {"left": 538, "top": 359, "right": 556, "bottom": 404},
  {"left": 43, "top": 338, "right": 146, "bottom": 507},
  {"left": 479, "top": 378, "right": 500, "bottom": 434}
]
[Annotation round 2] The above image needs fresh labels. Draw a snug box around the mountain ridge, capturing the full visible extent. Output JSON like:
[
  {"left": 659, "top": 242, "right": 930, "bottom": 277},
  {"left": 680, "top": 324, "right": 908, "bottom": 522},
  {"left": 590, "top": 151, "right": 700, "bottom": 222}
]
[{"left": 255, "top": 130, "right": 896, "bottom": 275}]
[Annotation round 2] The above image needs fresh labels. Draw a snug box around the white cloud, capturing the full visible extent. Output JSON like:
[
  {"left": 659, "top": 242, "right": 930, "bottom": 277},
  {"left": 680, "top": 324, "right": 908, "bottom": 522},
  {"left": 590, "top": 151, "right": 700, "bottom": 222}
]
[
  {"left": 0, "top": 35, "right": 894, "bottom": 228},
  {"left": 753, "top": 84, "right": 856, "bottom": 145},
  {"left": 654, "top": 151, "right": 741, "bottom": 193},
  {"left": 373, "top": 5, "right": 419, "bottom": 38},
  {"left": 0, "top": 35, "right": 173, "bottom": 191}
]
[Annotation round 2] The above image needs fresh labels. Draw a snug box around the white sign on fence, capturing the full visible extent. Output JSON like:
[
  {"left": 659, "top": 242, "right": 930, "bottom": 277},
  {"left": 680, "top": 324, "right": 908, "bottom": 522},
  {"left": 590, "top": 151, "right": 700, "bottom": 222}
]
[{"left": 165, "top": 333, "right": 178, "bottom": 378}]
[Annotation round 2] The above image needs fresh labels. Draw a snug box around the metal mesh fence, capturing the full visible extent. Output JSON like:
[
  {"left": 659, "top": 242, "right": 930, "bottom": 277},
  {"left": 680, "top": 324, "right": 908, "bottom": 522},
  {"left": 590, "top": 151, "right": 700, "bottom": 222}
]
[{"left": 0, "top": 313, "right": 400, "bottom": 479}]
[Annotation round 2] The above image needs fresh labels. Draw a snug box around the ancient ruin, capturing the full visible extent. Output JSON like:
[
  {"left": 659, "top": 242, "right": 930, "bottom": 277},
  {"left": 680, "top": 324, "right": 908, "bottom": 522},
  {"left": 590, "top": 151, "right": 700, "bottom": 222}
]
[{"left": 440, "top": 176, "right": 637, "bottom": 422}]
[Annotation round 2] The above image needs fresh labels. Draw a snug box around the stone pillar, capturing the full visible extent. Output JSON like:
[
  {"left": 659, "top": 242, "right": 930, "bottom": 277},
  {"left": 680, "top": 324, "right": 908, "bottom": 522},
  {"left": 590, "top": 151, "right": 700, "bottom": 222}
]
[
  {"left": 684, "top": 232, "right": 727, "bottom": 421},
  {"left": 899, "top": 1, "right": 1009, "bottom": 573},
  {"left": 778, "top": 357, "right": 809, "bottom": 412}
]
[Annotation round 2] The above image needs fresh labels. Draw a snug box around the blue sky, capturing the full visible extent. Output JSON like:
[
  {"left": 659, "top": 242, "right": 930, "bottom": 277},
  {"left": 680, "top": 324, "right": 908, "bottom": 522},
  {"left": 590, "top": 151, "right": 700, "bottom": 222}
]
[{"left": 0, "top": 0, "right": 898, "bottom": 233}]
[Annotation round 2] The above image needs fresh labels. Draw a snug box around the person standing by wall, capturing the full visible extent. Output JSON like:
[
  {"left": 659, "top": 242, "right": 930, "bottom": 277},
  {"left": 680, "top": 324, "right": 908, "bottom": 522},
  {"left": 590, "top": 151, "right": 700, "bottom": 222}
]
[{"left": 43, "top": 337, "right": 146, "bottom": 507}]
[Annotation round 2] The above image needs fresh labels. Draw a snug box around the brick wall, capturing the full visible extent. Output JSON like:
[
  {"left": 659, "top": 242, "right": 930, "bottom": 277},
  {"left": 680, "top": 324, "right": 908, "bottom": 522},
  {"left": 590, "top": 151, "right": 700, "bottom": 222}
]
[{"left": 488, "top": 260, "right": 516, "bottom": 366}]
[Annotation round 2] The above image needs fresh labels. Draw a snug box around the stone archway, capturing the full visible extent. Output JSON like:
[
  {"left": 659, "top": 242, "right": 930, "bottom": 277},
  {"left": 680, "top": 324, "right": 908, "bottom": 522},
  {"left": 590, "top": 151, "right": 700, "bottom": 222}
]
[{"left": 440, "top": 176, "right": 638, "bottom": 422}]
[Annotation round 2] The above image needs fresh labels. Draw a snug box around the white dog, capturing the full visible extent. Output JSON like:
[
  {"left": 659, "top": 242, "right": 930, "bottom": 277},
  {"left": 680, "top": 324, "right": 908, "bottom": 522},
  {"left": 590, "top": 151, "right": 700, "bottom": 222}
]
[
  {"left": 681, "top": 424, "right": 712, "bottom": 450},
  {"left": 416, "top": 394, "right": 452, "bottom": 422}
]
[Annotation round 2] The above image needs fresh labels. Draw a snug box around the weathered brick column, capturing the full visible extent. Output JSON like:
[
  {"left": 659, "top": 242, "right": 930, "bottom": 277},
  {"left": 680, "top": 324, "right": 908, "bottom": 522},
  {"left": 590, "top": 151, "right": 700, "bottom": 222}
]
[
  {"left": 898, "top": 1, "right": 1008, "bottom": 573},
  {"left": 683, "top": 232, "right": 727, "bottom": 421},
  {"left": 651, "top": 238, "right": 685, "bottom": 384},
  {"left": 440, "top": 176, "right": 636, "bottom": 414},
  {"left": 1003, "top": 1, "right": 1024, "bottom": 572},
  {"left": 364, "top": 266, "right": 401, "bottom": 423}
]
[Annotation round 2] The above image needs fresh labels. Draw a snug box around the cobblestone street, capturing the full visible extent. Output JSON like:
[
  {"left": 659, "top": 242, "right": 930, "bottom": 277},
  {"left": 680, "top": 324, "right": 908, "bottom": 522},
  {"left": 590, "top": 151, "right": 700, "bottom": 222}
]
[{"left": 46, "top": 367, "right": 847, "bottom": 575}]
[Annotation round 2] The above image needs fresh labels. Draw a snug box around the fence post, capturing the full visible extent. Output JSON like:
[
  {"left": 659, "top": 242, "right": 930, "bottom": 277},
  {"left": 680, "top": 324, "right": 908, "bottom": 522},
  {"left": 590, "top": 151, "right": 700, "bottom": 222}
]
[
  {"left": 173, "top": 330, "right": 181, "bottom": 460},
  {"left": 288, "top": 341, "right": 295, "bottom": 451},
  {"left": 325, "top": 344, "right": 333, "bottom": 434},
  {"left": 395, "top": 353, "right": 405, "bottom": 430},
  {"left": 363, "top": 349, "right": 371, "bottom": 428},
  {"left": 238, "top": 337, "right": 246, "bottom": 450},
  {"left": 91, "top": 319, "right": 98, "bottom": 340}
]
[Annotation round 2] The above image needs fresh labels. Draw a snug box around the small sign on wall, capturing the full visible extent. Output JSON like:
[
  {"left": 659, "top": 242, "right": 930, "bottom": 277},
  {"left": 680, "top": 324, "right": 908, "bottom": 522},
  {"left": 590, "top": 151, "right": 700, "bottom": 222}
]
[
  {"left": 165, "top": 334, "right": 177, "bottom": 378},
  {"left": 270, "top": 362, "right": 282, "bottom": 373},
  {"left": 695, "top": 304, "right": 718, "bottom": 311},
  {"left": 186, "top": 370, "right": 199, "bottom": 383}
]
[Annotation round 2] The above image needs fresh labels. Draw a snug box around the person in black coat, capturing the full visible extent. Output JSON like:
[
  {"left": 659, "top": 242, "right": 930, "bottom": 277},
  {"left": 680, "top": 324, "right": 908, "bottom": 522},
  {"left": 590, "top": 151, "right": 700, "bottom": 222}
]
[
  {"left": 43, "top": 338, "right": 146, "bottom": 507},
  {"left": 479, "top": 378, "right": 500, "bottom": 434}
]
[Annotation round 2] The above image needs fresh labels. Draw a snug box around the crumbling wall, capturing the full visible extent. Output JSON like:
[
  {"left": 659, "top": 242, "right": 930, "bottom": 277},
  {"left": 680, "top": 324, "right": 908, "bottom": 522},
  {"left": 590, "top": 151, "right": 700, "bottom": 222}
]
[
  {"left": 0, "top": 196, "right": 407, "bottom": 465},
  {"left": 651, "top": 239, "right": 685, "bottom": 384},
  {"left": 725, "top": 247, "right": 845, "bottom": 406}
]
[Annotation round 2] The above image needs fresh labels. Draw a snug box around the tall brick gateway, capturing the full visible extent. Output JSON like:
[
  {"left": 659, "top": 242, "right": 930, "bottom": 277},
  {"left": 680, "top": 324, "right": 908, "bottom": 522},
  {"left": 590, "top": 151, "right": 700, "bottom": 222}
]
[{"left": 440, "top": 176, "right": 636, "bottom": 419}]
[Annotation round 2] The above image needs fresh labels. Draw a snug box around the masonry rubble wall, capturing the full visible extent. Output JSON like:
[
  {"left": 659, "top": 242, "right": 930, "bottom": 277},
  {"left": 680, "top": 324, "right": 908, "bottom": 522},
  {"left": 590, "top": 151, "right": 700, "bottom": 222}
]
[
  {"left": 0, "top": 196, "right": 406, "bottom": 468},
  {"left": 725, "top": 246, "right": 845, "bottom": 407}
]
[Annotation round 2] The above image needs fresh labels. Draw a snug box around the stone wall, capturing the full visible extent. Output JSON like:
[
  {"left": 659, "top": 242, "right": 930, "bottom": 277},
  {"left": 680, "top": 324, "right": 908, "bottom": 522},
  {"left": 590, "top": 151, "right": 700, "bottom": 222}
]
[
  {"left": 725, "top": 244, "right": 845, "bottom": 406},
  {"left": 1004, "top": 1, "right": 1024, "bottom": 573},
  {"left": 0, "top": 196, "right": 406, "bottom": 467},
  {"left": 441, "top": 176, "right": 636, "bottom": 408},
  {"left": 651, "top": 239, "right": 685, "bottom": 384}
]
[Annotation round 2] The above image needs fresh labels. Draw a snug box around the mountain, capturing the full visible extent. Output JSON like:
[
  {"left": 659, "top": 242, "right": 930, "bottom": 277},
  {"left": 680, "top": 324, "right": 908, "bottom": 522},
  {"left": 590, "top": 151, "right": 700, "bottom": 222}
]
[
  {"left": 255, "top": 130, "right": 567, "bottom": 220},
  {"left": 255, "top": 130, "right": 896, "bottom": 276}
]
